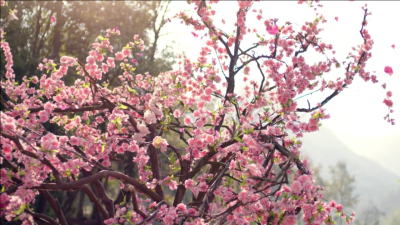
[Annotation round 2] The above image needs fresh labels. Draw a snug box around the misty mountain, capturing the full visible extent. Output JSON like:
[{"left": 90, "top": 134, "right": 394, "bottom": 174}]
[{"left": 299, "top": 125, "right": 400, "bottom": 214}]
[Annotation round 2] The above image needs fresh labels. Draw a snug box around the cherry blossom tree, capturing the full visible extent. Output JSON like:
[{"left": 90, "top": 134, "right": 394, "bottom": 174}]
[{"left": 0, "top": 0, "right": 395, "bottom": 225}]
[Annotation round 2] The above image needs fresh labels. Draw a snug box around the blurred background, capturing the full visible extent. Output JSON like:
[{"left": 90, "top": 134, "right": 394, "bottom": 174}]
[{"left": 1, "top": 1, "right": 399, "bottom": 224}]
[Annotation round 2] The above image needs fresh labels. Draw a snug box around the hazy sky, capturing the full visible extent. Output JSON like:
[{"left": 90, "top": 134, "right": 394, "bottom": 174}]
[{"left": 154, "top": 1, "right": 399, "bottom": 175}]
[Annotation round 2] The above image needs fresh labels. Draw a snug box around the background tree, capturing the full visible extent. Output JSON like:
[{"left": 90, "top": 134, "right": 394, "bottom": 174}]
[
  {"left": 0, "top": 1, "right": 174, "bottom": 84},
  {"left": 310, "top": 161, "right": 359, "bottom": 225}
]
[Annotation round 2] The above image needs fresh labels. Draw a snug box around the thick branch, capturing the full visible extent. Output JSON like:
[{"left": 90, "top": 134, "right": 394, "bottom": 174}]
[
  {"left": 33, "top": 170, "right": 163, "bottom": 203},
  {"left": 147, "top": 125, "right": 164, "bottom": 200},
  {"left": 80, "top": 184, "right": 109, "bottom": 220},
  {"left": 39, "top": 190, "right": 68, "bottom": 225}
]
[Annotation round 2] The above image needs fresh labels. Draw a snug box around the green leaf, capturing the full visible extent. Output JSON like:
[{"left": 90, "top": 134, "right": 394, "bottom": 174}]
[
  {"left": 120, "top": 195, "right": 127, "bottom": 206},
  {"left": 128, "top": 87, "right": 137, "bottom": 95},
  {"left": 117, "top": 103, "right": 128, "bottom": 110},
  {"left": 13, "top": 204, "right": 27, "bottom": 215},
  {"left": 354, "top": 65, "right": 360, "bottom": 72},
  {"left": 98, "top": 35, "right": 105, "bottom": 41},
  {"left": 234, "top": 135, "right": 243, "bottom": 143}
]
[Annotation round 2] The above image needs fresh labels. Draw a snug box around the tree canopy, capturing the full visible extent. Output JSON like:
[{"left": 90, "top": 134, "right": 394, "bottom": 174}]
[{"left": 0, "top": 1, "right": 395, "bottom": 225}]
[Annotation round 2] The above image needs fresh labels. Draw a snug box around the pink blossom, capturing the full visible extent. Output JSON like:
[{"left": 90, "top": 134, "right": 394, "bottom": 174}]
[
  {"left": 291, "top": 180, "right": 302, "bottom": 194},
  {"left": 195, "top": 118, "right": 205, "bottom": 128},
  {"left": 176, "top": 203, "right": 187, "bottom": 213},
  {"left": 383, "top": 98, "right": 393, "bottom": 107},
  {"left": 38, "top": 111, "right": 49, "bottom": 123},
  {"left": 2, "top": 144, "right": 12, "bottom": 154},
  {"left": 122, "top": 48, "right": 131, "bottom": 56},
  {"left": 238, "top": 190, "right": 249, "bottom": 203},
  {"left": 184, "top": 117, "right": 192, "bottom": 125},
  {"left": 199, "top": 182, "right": 208, "bottom": 192},
  {"left": 204, "top": 87, "right": 213, "bottom": 95},
  {"left": 115, "top": 52, "right": 124, "bottom": 61},
  {"left": 173, "top": 110, "right": 181, "bottom": 118},
  {"left": 51, "top": 16, "right": 55, "bottom": 23},
  {"left": 266, "top": 21, "right": 279, "bottom": 35},
  {"left": 107, "top": 57, "right": 115, "bottom": 68},
  {"left": 144, "top": 110, "right": 157, "bottom": 124},
  {"left": 163, "top": 215, "right": 175, "bottom": 225},
  {"left": 205, "top": 134, "right": 214, "bottom": 144},
  {"left": 152, "top": 136, "right": 168, "bottom": 152},
  {"left": 386, "top": 91, "right": 392, "bottom": 97},
  {"left": 391, "top": 44, "right": 395, "bottom": 49},
  {"left": 188, "top": 208, "right": 197, "bottom": 216},
  {"left": 86, "top": 56, "right": 95, "bottom": 65},
  {"left": 185, "top": 179, "right": 194, "bottom": 188},
  {"left": 384, "top": 66, "right": 393, "bottom": 76}
]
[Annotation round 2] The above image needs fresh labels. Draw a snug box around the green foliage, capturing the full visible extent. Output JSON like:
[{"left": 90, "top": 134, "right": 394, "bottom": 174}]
[{"left": 0, "top": 1, "right": 174, "bottom": 86}]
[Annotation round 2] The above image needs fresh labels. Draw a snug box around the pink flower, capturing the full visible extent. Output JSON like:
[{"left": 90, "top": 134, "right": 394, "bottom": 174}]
[
  {"left": 185, "top": 179, "right": 194, "bottom": 188},
  {"left": 336, "top": 204, "right": 343, "bottom": 212},
  {"left": 384, "top": 66, "right": 393, "bottom": 76},
  {"left": 107, "top": 57, "right": 115, "bottom": 68},
  {"left": 38, "top": 111, "right": 49, "bottom": 123},
  {"left": 188, "top": 208, "right": 197, "bottom": 216},
  {"left": 199, "top": 182, "right": 208, "bottom": 192},
  {"left": 2, "top": 144, "right": 12, "bottom": 154},
  {"left": 204, "top": 87, "right": 213, "bottom": 95},
  {"left": 335, "top": 17, "right": 338, "bottom": 21},
  {"left": 132, "top": 58, "right": 138, "bottom": 64},
  {"left": 86, "top": 56, "right": 95, "bottom": 65},
  {"left": 152, "top": 136, "right": 168, "bottom": 152},
  {"left": 51, "top": 16, "right": 55, "bottom": 23},
  {"left": 383, "top": 98, "right": 393, "bottom": 107},
  {"left": 173, "top": 110, "right": 181, "bottom": 118},
  {"left": 291, "top": 180, "right": 302, "bottom": 194},
  {"left": 386, "top": 91, "right": 392, "bottom": 97},
  {"left": 122, "top": 48, "right": 131, "bottom": 56},
  {"left": 391, "top": 44, "right": 395, "bottom": 49},
  {"left": 163, "top": 215, "right": 175, "bottom": 225},
  {"left": 205, "top": 134, "right": 214, "bottom": 144},
  {"left": 308, "top": 118, "right": 319, "bottom": 132},
  {"left": 266, "top": 20, "right": 279, "bottom": 35},
  {"left": 116, "top": 52, "right": 124, "bottom": 61},
  {"left": 176, "top": 203, "right": 187, "bottom": 213},
  {"left": 184, "top": 117, "right": 192, "bottom": 125},
  {"left": 247, "top": 164, "right": 261, "bottom": 177},
  {"left": 238, "top": 190, "right": 249, "bottom": 203},
  {"left": 190, "top": 187, "right": 199, "bottom": 198},
  {"left": 195, "top": 118, "right": 205, "bottom": 128}
]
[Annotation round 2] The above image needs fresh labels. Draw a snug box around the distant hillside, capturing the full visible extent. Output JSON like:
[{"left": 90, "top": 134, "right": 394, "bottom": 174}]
[
  {"left": 300, "top": 125, "right": 400, "bottom": 214},
  {"left": 335, "top": 134, "right": 400, "bottom": 177}
]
